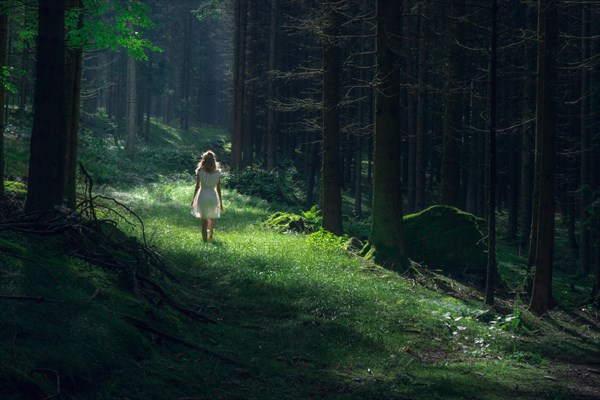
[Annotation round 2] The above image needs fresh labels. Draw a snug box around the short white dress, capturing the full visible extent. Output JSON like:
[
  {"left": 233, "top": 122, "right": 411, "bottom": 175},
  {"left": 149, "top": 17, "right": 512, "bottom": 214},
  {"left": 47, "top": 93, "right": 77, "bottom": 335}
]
[{"left": 191, "top": 169, "right": 221, "bottom": 219}]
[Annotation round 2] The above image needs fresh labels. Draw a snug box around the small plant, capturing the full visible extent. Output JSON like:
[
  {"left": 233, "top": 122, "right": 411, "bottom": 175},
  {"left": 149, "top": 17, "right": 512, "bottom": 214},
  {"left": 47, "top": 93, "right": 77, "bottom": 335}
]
[
  {"left": 306, "top": 228, "right": 349, "bottom": 251},
  {"left": 495, "top": 309, "right": 531, "bottom": 334}
]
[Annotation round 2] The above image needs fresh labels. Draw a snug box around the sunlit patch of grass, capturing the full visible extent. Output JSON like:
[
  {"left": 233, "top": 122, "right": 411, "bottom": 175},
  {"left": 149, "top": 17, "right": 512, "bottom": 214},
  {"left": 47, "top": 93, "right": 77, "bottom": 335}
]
[{"left": 92, "top": 176, "right": 576, "bottom": 399}]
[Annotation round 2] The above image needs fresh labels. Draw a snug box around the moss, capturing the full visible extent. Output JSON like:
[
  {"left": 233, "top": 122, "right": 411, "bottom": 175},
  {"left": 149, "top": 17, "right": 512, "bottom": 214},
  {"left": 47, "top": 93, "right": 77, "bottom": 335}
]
[{"left": 403, "top": 205, "right": 487, "bottom": 282}]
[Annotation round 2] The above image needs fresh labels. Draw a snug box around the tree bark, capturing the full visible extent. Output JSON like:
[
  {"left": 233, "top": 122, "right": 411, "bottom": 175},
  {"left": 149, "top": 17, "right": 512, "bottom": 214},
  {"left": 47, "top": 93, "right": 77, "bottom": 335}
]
[
  {"left": 266, "top": 0, "right": 278, "bottom": 170},
  {"left": 0, "top": 9, "right": 7, "bottom": 197},
  {"left": 415, "top": 6, "right": 428, "bottom": 212},
  {"left": 25, "top": 0, "right": 68, "bottom": 212},
  {"left": 520, "top": 4, "right": 535, "bottom": 249},
  {"left": 125, "top": 51, "right": 137, "bottom": 160},
  {"left": 529, "top": 0, "right": 558, "bottom": 315},
  {"left": 231, "top": 0, "right": 247, "bottom": 171},
  {"left": 440, "top": 0, "right": 462, "bottom": 207},
  {"left": 64, "top": 0, "right": 83, "bottom": 209},
  {"left": 370, "top": 0, "right": 409, "bottom": 270},
  {"left": 321, "top": 0, "right": 343, "bottom": 236},
  {"left": 580, "top": 3, "right": 591, "bottom": 276},
  {"left": 485, "top": 0, "right": 498, "bottom": 306}
]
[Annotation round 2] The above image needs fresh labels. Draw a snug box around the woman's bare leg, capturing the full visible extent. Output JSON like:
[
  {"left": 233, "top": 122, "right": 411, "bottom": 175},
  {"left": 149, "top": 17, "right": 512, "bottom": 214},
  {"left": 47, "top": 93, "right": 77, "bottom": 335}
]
[
  {"left": 201, "top": 219, "right": 208, "bottom": 242},
  {"left": 208, "top": 219, "right": 214, "bottom": 241}
]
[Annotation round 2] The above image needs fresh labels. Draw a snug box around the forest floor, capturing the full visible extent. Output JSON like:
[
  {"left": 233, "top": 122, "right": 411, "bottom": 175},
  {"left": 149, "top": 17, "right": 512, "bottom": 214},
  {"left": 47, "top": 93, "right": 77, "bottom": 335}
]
[{"left": 1, "top": 114, "right": 599, "bottom": 399}]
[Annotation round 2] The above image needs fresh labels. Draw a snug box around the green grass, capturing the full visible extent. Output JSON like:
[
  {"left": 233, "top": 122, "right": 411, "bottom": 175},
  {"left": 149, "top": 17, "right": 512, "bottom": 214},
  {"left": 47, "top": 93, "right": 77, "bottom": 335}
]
[{"left": 1, "top": 115, "right": 599, "bottom": 399}]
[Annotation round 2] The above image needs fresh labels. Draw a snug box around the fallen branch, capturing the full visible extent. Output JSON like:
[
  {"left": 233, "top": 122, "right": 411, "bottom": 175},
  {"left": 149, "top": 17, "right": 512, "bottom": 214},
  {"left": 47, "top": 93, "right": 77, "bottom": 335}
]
[
  {"left": 121, "top": 314, "right": 238, "bottom": 365},
  {"left": 136, "top": 275, "right": 217, "bottom": 325},
  {"left": 0, "top": 295, "right": 63, "bottom": 303}
]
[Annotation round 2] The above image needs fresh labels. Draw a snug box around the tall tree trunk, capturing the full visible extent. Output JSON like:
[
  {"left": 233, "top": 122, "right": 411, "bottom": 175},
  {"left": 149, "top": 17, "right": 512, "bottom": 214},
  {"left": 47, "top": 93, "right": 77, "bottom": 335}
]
[
  {"left": 521, "top": 4, "right": 535, "bottom": 249},
  {"left": 0, "top": 9, "right": 7, "bottom": 197},
  {"left": 321, "top": 0, "right": 343, "bottom": 236},
  {"left": 580, "top": 3, "right": 591, "bottom": 276},
  {"left": 485, "top": 0, "right": 498, "bottom": 306},
  {"left": 231, "top": 0, "right": 247, "bottom": 171},
  {"left": 529, "top": 0, "right": 558, "bottom": 315},
  {"left": 415, "top": 6, "right": 428, "bottom": 212},
  {"left": 403, "top": 0, "right": 416, "bottom": 214},
  {"left": 441, "top": 0, "right": 462, "bottom": 207},
  {"left": 370, "top": 0, "right": 409, "bottom": 270},
  {"left": 266, "top": 0, "right": 278, "bottom": 170},
  {"left": 25, "top": 0, "right": 68, "bottom": 212},
  {"left": 180, "top": 11, "right": 192, "bottom": 132},
  {"left": 64, "top": 0, "right": 83, "bottom": 209},
  {"left": 125, "top": 51, "right": 137, "bottom": 160},
  {"left": 243, "top": 0, "right": 259, "bottom": 167}
]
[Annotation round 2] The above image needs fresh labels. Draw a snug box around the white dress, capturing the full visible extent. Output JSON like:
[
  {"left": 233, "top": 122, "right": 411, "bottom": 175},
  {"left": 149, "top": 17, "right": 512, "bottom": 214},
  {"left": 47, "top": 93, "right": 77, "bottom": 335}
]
[{"left": 192, "top": 169, "right": 221, "bottom": 219}]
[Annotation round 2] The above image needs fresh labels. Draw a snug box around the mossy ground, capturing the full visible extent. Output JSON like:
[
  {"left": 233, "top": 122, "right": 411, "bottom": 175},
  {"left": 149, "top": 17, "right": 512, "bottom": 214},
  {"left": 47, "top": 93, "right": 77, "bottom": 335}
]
[{"left": 1, "top": 115, "right": 599, "bottom": 399}]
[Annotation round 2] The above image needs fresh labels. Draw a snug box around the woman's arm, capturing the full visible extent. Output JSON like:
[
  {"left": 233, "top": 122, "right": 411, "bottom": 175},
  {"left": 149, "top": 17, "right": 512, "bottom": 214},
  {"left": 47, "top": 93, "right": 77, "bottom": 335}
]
[
  {"left": 217, "top": 179, "right": 223, "bottom": 211},
  {"left": 191, "top": 173, "right": 200, "bottom": 206}
]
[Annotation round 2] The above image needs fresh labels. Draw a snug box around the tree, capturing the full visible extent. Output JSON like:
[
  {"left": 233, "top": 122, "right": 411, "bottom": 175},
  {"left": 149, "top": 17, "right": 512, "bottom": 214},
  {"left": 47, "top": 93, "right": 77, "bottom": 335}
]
[
  {"left": 321, "top": 0, "right": 343, "bottom": 236},
  {"left": 369, "top": 0, "right": 409, "bottom": 270},
  {"left": 64, "top": 0, "right": 83, "bottom": 209},
  {"left": 125, "top": 49, "right": 136, "bottom": 160},
  {"left": 0, "top": 5, "right": 7, "bottom": 198},
  {"left": 440, "top": 0, "right": 462, "bottom": 208},
  {"left": 580, "top": 3, "right": 591, "bottom": 276},
  {"left": 266, "top": 0, "right": 278, "bottom": 171},
  {"left": 25, "top": 0, "right": 68, "bottom": 212},
  {"left": 485, "top": 0, "right": 498, "bottom": 306},
  {"left": 231, "top": 0, "right": 247, "bottom": 171},
  {"left": 529, "top": 0, "right": 558, "bottom": 315}
]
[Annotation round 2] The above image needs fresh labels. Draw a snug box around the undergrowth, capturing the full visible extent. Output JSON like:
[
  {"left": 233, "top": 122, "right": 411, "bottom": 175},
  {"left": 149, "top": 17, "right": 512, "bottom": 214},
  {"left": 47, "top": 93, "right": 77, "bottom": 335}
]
[{"left": 1, "top": 114, "right": 599, "bottom": 399}]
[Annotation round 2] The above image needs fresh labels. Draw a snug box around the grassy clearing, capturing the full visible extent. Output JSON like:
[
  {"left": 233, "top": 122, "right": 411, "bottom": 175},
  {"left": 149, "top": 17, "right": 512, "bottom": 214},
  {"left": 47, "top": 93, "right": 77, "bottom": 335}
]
[{"left": 1, "top": 116, "right": 599, "bottom": 399}]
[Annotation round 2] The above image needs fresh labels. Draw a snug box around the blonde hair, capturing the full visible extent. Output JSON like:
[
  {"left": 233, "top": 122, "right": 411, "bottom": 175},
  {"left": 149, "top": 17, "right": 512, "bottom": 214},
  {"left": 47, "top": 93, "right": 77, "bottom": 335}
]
[{"left": 196, "top": 150, "right": 219, "bottom": 173}]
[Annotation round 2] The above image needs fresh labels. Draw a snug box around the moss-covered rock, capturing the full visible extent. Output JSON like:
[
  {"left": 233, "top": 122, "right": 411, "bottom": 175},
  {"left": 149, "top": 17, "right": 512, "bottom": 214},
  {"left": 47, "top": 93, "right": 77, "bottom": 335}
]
[{"left": 403, "top": 205, "right": 487, "bottom": 281}]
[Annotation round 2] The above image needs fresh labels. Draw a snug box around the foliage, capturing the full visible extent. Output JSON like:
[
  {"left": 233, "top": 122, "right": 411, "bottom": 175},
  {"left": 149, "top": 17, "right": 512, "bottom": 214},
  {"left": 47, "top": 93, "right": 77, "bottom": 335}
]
[
  {"left": 223, "top": 164, "right": 306, "bottom": 206},
  {"left": 66, "top": 0, "right": 161, "bottom": 60},
  {"left": 0, "top": 66, "right": 25, "bottom": 94},
  {"left": 306, "top": 228, "right": 349, "bottom": 252},
  {"left": 193, "top": 0, "right": 225, "bottom": 21}
]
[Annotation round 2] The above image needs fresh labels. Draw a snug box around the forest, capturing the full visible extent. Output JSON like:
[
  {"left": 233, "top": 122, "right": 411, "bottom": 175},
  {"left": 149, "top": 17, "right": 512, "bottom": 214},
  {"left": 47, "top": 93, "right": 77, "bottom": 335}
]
[{"left": 0, "top": 0, "right": 599, "bottom": 399}]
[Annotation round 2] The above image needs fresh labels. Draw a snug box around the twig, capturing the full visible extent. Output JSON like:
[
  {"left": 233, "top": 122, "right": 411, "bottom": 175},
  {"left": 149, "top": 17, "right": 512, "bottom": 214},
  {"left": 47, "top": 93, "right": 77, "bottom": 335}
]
[
  {"left": 120, "top": 314, "right": 238, "bottom": 365},
  {"left": 0, "top": 295, "right": 64, "bottom": 303},
  {"left": 31, "top": 368, "right": 61, "bottom": 400},
  {"left": 137, "top": 275, "right": 217, "bottom": 324}
]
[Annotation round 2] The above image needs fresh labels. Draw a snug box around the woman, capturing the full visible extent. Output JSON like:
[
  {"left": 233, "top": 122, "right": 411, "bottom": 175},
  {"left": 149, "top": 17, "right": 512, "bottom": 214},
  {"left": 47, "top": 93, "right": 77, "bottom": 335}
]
[{"left": 191, "top": 150, "right": 223, "bottom": 242}]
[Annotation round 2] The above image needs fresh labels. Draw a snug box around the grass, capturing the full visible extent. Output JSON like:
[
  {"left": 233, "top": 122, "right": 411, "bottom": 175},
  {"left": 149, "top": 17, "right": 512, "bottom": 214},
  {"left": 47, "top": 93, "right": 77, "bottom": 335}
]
[{"left": 1, "top": 114, "right": 599, "bottom": 399}]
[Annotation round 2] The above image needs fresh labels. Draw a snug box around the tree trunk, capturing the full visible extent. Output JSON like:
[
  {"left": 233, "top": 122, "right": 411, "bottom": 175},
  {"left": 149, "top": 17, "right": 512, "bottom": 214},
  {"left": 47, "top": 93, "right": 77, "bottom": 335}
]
[
  {"left": 415, "top": 7, "right": 428, "bottom": 212},
  {"left": 243, "top": 0, "right": 259, "bottom": 167},
  {"left": 580, "top": 3, "right": 591, "bottom": 276},
  {"left": 485, "top": 0, "right": 498, "bottom": 306},
  {"left": 25, "top": 0, "right": 68, "bottom": 212},
  {"left": 266, "top": 0, "right": 278, "bottom": 170},
  {"left": 529, "top": 0, "right": 558, "bottom": 315},
  {"left": 440, "top": 0, "right": 462, "bottom": 207},
  {"left": 0, "top": 10, "right": 7, "bottom": 197},
  {"left": 520, "top": 4, "right": 535, "bottom": 249},
  {"left": 231, "top": 0, "right": 247, "bottom": 170},
  {"left": 64, "top": 0, "right": 83, "bottom": 209},
  {"left": 180, "top": 11, "right": 192, "bottom": 132},
  {"left": 125, "top": 51, "right": 137, "bottom": 160},
  {"left": 403, "top": 0, "right": 416, "bottom": 214},
  {"left": 370, "top": 0, "right": 409, "bottom": 270},
  {"left": 321, "top": 0, "right": 343, "bottom": 236}
]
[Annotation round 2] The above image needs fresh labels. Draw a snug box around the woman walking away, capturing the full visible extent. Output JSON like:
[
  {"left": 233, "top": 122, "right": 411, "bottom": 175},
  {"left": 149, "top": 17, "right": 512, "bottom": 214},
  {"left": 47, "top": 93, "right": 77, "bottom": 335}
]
[{"left": 191, "top": 150, "right": 223, "bottom": 242}]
